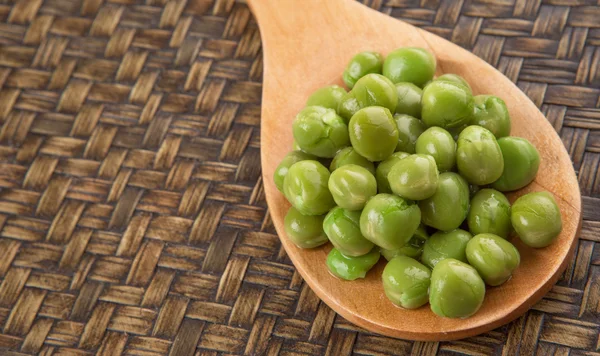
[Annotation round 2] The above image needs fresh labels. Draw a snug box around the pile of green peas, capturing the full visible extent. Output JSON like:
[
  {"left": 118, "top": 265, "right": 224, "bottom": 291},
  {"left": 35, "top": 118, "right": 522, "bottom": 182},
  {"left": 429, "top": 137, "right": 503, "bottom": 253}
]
[{"left": 274, "top": 47, "right": 563, "bottom": 319}]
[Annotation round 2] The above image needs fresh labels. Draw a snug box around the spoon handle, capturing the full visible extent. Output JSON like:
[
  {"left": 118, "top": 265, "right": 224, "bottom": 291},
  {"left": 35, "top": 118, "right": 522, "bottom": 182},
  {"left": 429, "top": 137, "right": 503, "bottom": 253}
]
[
  {"left": 246, "top": 0, "right": 346, "bottom": 44},
  {"left": 247, "top": 0, "right": 340, "bottom": 25}
]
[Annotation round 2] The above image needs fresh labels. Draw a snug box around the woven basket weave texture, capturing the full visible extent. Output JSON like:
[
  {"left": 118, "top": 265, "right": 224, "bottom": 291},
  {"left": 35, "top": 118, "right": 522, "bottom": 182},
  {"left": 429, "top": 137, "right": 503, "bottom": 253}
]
[{"left": 0, "top": 0, "right": 599, "bottom": 355}]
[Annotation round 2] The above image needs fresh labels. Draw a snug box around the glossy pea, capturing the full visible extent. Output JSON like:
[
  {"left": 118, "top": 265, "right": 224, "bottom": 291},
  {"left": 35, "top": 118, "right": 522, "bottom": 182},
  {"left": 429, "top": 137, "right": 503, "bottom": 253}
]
[
  {"left": 383, "top": 47, "right": 436, "bottom": 87},
  {"left": 349, "top": 106, "right": 399, "bottom": 162},
  {"left": 292, "top": 106, "right": 349, "bottom": 158},
  {"left": 326, "top": 248, "right": 381, "bottom": 281},
  {"left": 421, "top": 229, "right": 472, "bottom": 269},
  {"left": 338, "top": 93, "right": 361, "bottom": 124},
  {"left": 283, "top": 160, "right": 335, "bottom": 215},
  {"left": 352, "top": 73, "right": 398, "bottom": 113},
  {"left": 388, "top": 154, "right": 439, "bottom": 200},
  {"left": 456, "top": 125, "right": 504, "bottom": 185},
  {"left": 343, "top": 51, "right": 384, "bottom": 89},
  {"left": 274, "top": 150, "right": 316, "bottom": 192},
  {"left": 375, "top": 151, "right": 410, "bottom": 194},
  {"left": 429, "top": 258, "right": 485, "bottom": 318},
  {"left": 360, "top": 194, "right": 421, "bottom": 250},
  {"left": 382, "top": 256, "right": 431, "bottom": 309},
  {"left": 395, "top": 82, "right": 422, "bottom": 118},
  {"left": 380, "top": 225, "right": 429, "bottom": 260},
  {"left": 323, "top": 207, "right": 374, "bottom": 256},
  {"left": 468, "top": 189, "right": 511, "bottom": 239},
  {"left": 328, "top": 165, "right": 377, "bottom": 211},
  {"left": 421, "top": 81, "right": 473, "bottom": 129},
  {"left": 492, "top": 137, "right": 540, "bottom": 192},
  {"left": 306, "top": 85, "right": 347, "bottom": 113},
  {"left": 434, "top": 74, "right": 472, "bottom": 93},
  {"left": 330, "top": 147, "right": 375, "bottom": 174},
  {"left": 339, "top": 74, "right": 398, "bottom": 123},
  {"left": 511, "top": 191, "right": 562, "bottom": 248},
  {"left": 415, "top": 127, "right": 456, "bottom": 172},
  {"left": 470, "top": 95, "right": 511, "bottom": 138},
  {"left": 394, "top": 114, "right": 425, "bottom": 154},
  {"left": 419, "top": 172, "right": 470, "bottom": 231},
  {"left": 284, "top": 207, "right": 328, "bottom": 249},
  {"left": 466, "top": 233, "right": 520, "bottom": 286}
]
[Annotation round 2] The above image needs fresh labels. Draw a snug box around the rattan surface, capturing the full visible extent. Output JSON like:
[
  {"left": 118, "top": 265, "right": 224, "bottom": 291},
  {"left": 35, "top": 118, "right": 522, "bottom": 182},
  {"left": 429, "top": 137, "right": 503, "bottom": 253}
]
[{"left": 0, "top": 0, "right": 598, "bottom": 355}]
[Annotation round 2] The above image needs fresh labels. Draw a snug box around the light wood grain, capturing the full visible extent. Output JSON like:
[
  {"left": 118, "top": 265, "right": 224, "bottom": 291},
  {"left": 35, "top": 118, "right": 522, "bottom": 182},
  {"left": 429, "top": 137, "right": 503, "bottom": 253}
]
[{"left": 248, "top": 0, "right": 582, "bottom": 341}]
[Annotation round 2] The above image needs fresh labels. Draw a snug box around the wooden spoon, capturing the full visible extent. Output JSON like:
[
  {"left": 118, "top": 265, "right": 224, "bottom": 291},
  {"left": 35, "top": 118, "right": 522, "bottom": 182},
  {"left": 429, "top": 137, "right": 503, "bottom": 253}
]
[{"left": 249, "top": 0, "right": 582, "bottom": 341}]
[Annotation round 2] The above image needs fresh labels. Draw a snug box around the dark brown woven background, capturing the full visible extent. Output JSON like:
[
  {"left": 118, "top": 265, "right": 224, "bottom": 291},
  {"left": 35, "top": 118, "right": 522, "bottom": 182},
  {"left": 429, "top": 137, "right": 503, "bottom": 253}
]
[{"left": 0, "top": 0, "right": 598, "bottom": 355}]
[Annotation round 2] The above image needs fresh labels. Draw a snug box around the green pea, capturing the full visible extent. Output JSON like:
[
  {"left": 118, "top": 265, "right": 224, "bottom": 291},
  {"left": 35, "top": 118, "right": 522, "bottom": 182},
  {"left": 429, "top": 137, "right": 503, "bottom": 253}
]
[
  {"left": 415, "top": 127, "right": 457, "bottom": 172},
  {"left": 380, "top": 225, "right": 429, "bottom": 260},
  {"left": 421, "top": 229, "right": 472, "bottom": 269},
  {"left": 343, "top": 51, "right": 384, "bottom": 89},
  {"left": 492, "top": 137, "right": 540, "bottom": 192},
  {"left": 511, "top": 191, "right": 562, "bottom": 248},
  {"left": 419, "top": 172, "right": 469, "bottom": 231},
  {"left": 429, "top": 258, "right": 485, "bottom": 318},
  {"left": 375, "top": 151, "right": 410, "bottom": 194},
  {"left": 466, "top": 233, "right": 520, "bottom": 286},
  {"left": 383, "top": 47, "right": 436, "bottom": 87},
  {"left": 352, "top": 74, "right": 398, "bottom": 113},
  {"left": 395, "top": 82, "right": 422, "bottom": 118},
  {"left": 470, "top": 95, "right": 511, "bottom": 138},
  {"left": 360, "top": 194, "right": 421, "bottom": 250},
  {"left": 292, "top": 106, "right": 349, "bottom": 158},
  {"left": 394, "top": 114, "right": 425, "bottom": 154},
  {"left": 349, "top": 106, "right": 399, "bottom": 162},
  {"left": 326, "top": 247, "right": 381, "bottom": 280},
  {"left": 274, "top": 150, "right": 316, "bottom": 192},
  {"left": 388, "top": 154, "right": 439, "bottom": 200},
  {"left": 284, "top": 207, "right": 328, "bottom": 248},
  {"left": 283, "top": 160, "right": 335, "bottom": 216},
  {"left": 421, "top": 81, "right": 473, "bottom": 129},
  {"left": 382, "top": 256, "right": 431, "bottom": 309},
  {"left": 292, "top": 140, "right": 301, "bottom": 151},
  {"left": 338, "top": 93, "right": 361, "bottom": 124},
  {"left": 328, "top": 165, "right": 377, "bottom": 211},
  {"left": 330, "top": 147, "right": 375, "bottom": 174},
  {"left": 468, "top": 189, "right": 511, "bottom": 239},
  {"left": 434, "top": 74, "right": 472, "bottom": 93},
  {"left": 306, "top": 85, "right": 347, "bottom": 113},
  {"left": 323, "top": 207, "right": 374, "bottom": 256},
  {"left": 456, "top": 125, "right": 504, "bottom": 185}
]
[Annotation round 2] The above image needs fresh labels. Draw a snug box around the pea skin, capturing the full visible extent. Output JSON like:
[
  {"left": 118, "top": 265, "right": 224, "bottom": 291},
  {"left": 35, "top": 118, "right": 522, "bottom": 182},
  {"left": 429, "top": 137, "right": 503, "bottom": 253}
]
[
  {"left": 283, "top": 160, "right": 335, "bottom": 216},
  {"left": 511, "top": 191, "right": 562, "bottom": 248},
  {"left": 284, "top": 207, "right": 328, "bottom": 249},
  {"left": 292, "top": 106, "right": 349, "bottom": 158},
  {"left": 326, "top": 248, "right": 381, "bottom": 281},
  {"left": 343, "top": 51, "right": 384, "bottom": 89},
  {"left": 323, "top": 207, "right": 374, "bottom": 256},
  {"left": 430, "top": 259, "right": 485, "bottom": 318}
]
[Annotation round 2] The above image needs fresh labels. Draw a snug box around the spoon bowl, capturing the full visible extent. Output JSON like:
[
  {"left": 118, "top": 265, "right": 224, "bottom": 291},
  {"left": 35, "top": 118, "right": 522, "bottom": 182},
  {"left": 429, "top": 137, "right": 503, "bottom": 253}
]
[{"left": 250, "top": 0, "right": 582, "bottom": 341}]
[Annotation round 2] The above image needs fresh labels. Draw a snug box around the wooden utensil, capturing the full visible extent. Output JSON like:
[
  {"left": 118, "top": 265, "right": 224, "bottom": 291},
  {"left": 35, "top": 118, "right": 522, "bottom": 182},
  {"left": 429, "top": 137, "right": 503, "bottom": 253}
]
[{"left": 248, "top": 0, "right": 582, "bottom": 341}]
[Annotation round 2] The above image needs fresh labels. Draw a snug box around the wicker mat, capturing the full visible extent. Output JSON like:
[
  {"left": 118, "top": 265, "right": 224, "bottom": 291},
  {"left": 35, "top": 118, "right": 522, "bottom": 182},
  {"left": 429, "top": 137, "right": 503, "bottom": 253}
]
[{"left": 0, "top": 0, "right": 598, "bottom": 355}]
